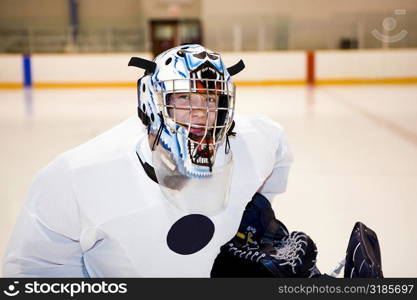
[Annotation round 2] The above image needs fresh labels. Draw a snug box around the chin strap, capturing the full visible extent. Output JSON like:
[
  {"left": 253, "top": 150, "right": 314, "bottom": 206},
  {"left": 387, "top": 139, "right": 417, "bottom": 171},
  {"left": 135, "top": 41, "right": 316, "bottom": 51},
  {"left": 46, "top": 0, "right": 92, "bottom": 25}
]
[
  {"left": 151, "top": 113, "right": 165, "bottom": 151},
  {"left": 225, "top": 121, "right": 236, "bottom": 154},
  {"left": 136, "top": 152, "right": 158, "bottom": 184},
  {"left": 136, "top": 139, "right": 158, "bottom": 184},
  {"left": 136, "top": 112, "right": 166, "bottom": 182},
  {"left": 206, "top": 140, "right": 212, "bottom": 172}
]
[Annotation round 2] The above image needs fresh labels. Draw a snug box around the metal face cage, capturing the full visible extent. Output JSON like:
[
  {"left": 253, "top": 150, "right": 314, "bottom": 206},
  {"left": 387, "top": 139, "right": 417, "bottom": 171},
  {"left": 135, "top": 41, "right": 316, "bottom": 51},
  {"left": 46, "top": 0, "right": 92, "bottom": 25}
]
[{"left": 155, "top": 78, "right": 235, "bottom": 168}]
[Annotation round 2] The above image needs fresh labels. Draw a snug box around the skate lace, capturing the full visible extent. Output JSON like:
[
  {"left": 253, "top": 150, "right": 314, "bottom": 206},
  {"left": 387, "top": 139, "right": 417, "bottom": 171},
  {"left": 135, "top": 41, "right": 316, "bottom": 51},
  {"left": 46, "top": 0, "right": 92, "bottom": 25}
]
[
  {"left": 271, "top": 231, "right": 309, "bottom": 274},
  {"left": 227, "top": 243, "right": 265, "bottom": 262}
]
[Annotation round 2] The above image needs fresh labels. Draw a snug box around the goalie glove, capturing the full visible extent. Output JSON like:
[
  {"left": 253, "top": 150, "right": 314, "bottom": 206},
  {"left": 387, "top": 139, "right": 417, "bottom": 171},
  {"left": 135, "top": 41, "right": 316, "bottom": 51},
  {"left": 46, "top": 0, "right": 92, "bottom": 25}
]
[
  {"left": 210, "top": 193, "right": 318, "bottom": 277},
  {"left": 344, "top": 222, "right": 383, "bottom": 278},
  {"left": 210, "top": 193, "right": 288, "bottom": 277},
  {"left": 211, "top": 229, "right": 318, "bottom": 277},
  {"left": 259, "top": 231, "right": 318, "bottom": 277}
]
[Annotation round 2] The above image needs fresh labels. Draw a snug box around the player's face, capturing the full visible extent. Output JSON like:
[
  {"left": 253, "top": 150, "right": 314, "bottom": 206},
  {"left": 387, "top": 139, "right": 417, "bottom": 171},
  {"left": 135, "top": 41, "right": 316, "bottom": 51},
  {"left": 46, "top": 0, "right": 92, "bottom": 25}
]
[{"left": 168, "top": 93, "right": 217, "bottom": 136}]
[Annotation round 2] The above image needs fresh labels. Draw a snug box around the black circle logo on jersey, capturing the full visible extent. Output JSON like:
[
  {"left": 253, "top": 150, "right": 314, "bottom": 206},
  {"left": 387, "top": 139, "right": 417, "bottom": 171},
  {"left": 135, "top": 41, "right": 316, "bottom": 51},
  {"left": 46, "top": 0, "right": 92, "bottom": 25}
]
[{"left": 167, "top": 214, "right": 215, "bottom": 255}]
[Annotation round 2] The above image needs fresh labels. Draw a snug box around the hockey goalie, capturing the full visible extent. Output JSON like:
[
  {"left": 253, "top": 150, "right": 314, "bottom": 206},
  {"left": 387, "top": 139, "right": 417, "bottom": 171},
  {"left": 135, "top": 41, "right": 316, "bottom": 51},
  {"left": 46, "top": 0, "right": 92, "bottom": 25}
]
[{"left": 3, "top": 44, "right": 383, "bottom": 278}]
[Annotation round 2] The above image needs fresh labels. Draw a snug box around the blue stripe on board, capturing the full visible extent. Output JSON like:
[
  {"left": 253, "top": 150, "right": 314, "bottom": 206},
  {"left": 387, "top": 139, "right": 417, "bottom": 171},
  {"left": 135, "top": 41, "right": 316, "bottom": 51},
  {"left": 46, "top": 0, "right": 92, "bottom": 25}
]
[{"left": 23, "top": 55, "right": 32, "bottom": 87}]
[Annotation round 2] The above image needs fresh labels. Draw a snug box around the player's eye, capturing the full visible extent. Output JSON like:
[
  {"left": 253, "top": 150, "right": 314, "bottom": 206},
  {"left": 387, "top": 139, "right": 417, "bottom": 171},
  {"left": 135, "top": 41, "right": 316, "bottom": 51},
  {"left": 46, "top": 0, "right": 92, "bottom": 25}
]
[
  {"left": 206, "top": 97, "right": 216, "bottom": 103},
  {"left": 179, "top": 95, "right": 190, "bottom": 100}
]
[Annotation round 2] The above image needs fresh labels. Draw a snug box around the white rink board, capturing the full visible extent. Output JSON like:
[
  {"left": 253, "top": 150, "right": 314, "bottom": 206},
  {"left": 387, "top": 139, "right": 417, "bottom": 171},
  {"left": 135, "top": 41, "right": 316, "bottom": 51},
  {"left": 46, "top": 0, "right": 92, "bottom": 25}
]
[
  {"left": 316, "top": 49, "right": 417, "bottom": 79},
  {"left": 0, "top": 55, "right": 22, "bottom": 83},
  {"left": 31, "top": 53, "right": 152, "bottom": 83},
  {"left": 2, "top": 50, "right": 417, "bottom": 85},
  {"left": 222, "top": 51, "right": 306, "bottom": 81}
]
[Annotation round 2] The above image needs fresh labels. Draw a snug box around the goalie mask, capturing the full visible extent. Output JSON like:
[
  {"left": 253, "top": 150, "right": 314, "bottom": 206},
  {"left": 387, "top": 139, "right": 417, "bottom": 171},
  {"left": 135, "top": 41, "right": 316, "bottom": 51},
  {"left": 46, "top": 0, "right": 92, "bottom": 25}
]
[{"left": 129, "top": 44, "right": 245, "bottom": 215}]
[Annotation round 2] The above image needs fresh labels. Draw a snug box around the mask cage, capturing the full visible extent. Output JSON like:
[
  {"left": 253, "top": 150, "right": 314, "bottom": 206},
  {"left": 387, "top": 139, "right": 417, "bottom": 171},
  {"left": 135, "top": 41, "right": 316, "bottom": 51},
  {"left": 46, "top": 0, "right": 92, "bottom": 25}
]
[{"left": 155, "top": 78, "right": 235, "bottom": 167}]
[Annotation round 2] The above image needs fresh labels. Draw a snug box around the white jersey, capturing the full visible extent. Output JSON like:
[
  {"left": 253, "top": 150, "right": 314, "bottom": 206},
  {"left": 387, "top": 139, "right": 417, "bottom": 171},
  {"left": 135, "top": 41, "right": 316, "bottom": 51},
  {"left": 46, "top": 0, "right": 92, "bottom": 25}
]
[{"left": 2, "top": 114, "right": 292, "bottom": 277}]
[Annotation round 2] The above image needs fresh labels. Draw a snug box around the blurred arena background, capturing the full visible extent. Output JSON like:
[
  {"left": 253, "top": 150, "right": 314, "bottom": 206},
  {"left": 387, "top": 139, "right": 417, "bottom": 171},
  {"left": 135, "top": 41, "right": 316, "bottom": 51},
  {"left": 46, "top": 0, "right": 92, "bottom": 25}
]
[{"left": 0, "top": 0, "right": 416, "bottom": 277}]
